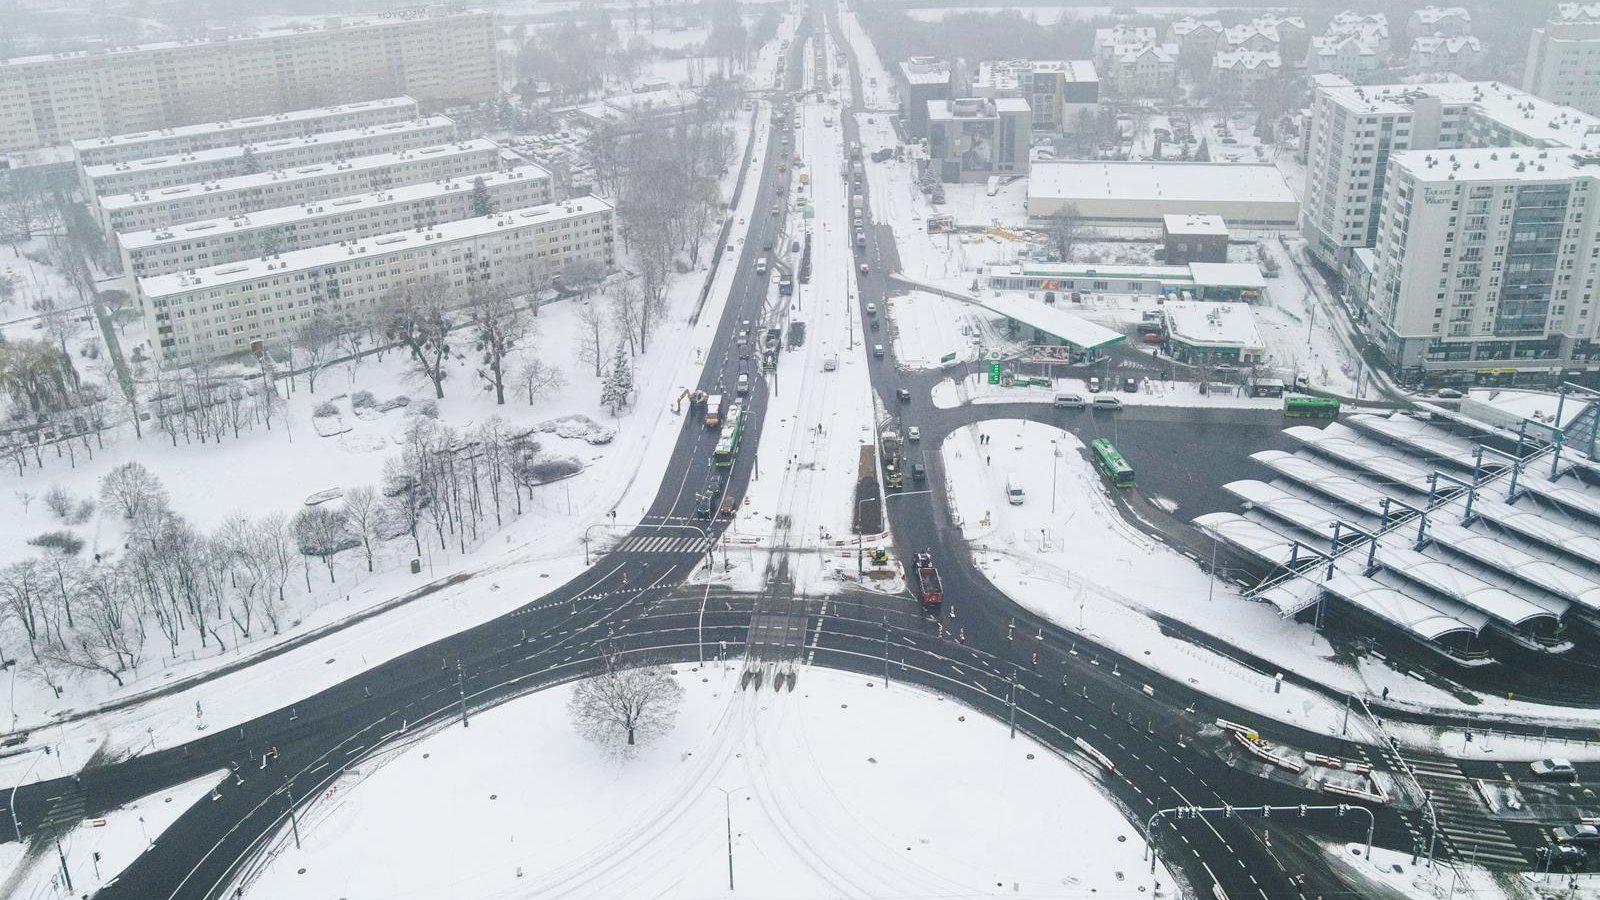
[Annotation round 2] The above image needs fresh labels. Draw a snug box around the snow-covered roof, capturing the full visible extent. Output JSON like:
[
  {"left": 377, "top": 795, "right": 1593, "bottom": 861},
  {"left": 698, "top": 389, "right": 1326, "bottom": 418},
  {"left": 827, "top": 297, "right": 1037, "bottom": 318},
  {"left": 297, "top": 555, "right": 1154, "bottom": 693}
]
[
  {"left": 1313, "top": 77, "right": 1600, "bottom": 151},
  {"left": 1214, "top": 49, "right": 1281, "bottom": 71},
  {"left": 116, "top": 166, "right": 548, "bottom": 251},
  {"left": 1030, "top": 161, "right": 1297, "bottom": 206},
  {"left": 81, "top": 116, "right": 453, "bottom": 181},
  {"left": 1223, "top": 24, "right": 1281, "bottom": 47},
  {"left": 1187, "top": 263, "right": 1266, "bottom": 288},
  {"left": 1460, "top": 387, "right": 1592, "bottom": 429},
  {"left": 1410, "top": 35, "right": 1481, "bottom": 56},
  {"left": 1162, "top": 213, "right": 1228, "bottom": 236},
  {"left": 1553, "top": 2, "right": 1600, "bottom": 23},
  {"left": 1169, "top": 17, "right": 1223, "bottom": 38},
  {"left": 987, "top": 261, "right": 1266, "bottom": 290},
  {"left": 1411, "top": 5, "right": 1471, "bottom": 25},
  {"left": 98, "top": 139, "right": 501, "bottom": 212},
  {"left": 973, "top": 59, "right": 1097, "bottom": 92},
  {"left": 69, "top": 97, "right": 419, "bottom": 152},
  {"left": 976, "top": 293, "right": 1124, "bottom": 350},
  {"left": 138, "top": 195, "right": 612, "bottom": 299},
  {"left": 1322, "top": 574, "right": 1488, "bottom": 639},
  {"left": 928, "top": 97, "right": 1029, "bottom": 122},
  {"left": 1162, "top": 300, "right": 1265, "bottom": 350},
  {"left": 898, "top": 56, "right": 951, "bottom": 86}
]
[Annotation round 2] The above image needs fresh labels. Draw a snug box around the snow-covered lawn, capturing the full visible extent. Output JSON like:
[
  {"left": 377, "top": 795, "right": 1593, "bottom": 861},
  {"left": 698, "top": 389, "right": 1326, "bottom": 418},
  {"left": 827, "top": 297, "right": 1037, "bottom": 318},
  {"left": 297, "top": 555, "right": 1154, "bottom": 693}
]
[{"left": 231, "top": 665, "right": 1174, "bottom": 899}]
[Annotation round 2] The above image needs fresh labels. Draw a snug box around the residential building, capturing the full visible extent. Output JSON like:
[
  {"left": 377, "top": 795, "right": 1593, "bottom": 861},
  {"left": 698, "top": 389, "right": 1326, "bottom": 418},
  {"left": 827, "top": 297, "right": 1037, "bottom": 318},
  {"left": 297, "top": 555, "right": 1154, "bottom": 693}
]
[
  {"left": 1094, "top": 27, "right": 1179, "bottom": 96},
  {"left": 1251, "top": 13, "right": 1310, "bottom": 61},
  {"left": 1524, "top": 3, "right": 1600, "bottom": 116},
  {"left": 968, "top": 60, "right": 1097, "bottom": 131},
  {"left": 1306, "top": 34, "right": 1384, "bottom": 78},
  {"left": 1163, "top": 214, "right": 1230, "bottom": 264},
  {"left": 97, "top": 139, "right": 506, "bottom": 236},
  {"left": 1213, "top": 50, "right": 1282, "bottom": 98},
  {"left": 79, "top": 116, "right": 458, "bottom": 199},
  {"left": 1407, "top": 6, "right": 1473, "bottom": 38},
  {"left": 1167, "top": 18, "right": 1224, "bottom": 66},
  {"left": 1028, "top": 161, "right": 1299, "bottom": 229},
  {"left": 926, "top": 97, "right": 1031, "bottom": 183},
  {"left": 0, "top": 7, "right": 497, "bottom": 154},
  {"left": 1369, "top": 148, "right": 1600, "bottom": 383},
  {"left": 1325, "top": 11, "right": 1392, "bottom": 56},
  {"left": 1301, "top": 75, "right": 1600, "bottom": 272},
  {"left": 1408, "top": 35, "right": 1484, "bottom": 74},
  {"left": 1222, "top": 24, "right": 1281, "bottom": 54},
  {"left": 896, "top": 57, "right": 953, "bottom": 138},
  {"left": 139, "top": 195, "right": 615, "bottom": 364},
  {"left": 71, "top": 96, "right": 420, "bottom": 169},
  {"left": 1093, "top": 26, "right": 1160, "bottom": 70},
  {"left": 118, "top": 167, "right": 552, "bottom": 279}
]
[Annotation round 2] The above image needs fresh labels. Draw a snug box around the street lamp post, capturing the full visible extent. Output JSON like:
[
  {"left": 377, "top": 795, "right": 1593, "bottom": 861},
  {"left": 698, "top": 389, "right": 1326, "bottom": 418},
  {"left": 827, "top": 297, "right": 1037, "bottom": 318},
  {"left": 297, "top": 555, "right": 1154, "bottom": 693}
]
[
  {"left": 713, "top": 785, "right": 743, "bottom": 890},
  {"left": 1051, "top": 441, "right": 1061, "bottom": 514},
  {"left": 10, "top": 749, "right": 44, "bottom": 842}
]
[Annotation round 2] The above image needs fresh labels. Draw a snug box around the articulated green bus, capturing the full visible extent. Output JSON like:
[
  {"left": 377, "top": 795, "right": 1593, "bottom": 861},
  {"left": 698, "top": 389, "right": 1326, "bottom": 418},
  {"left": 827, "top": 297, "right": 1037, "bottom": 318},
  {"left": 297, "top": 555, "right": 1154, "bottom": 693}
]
[
  {"left": 1283, "top": 395, "right": 1340, "bottom": 419},
  {"left": 713, "top": 403, "right": 745, "bottom": 468},
  {"left": 1089, "top": 438, "right": 1134, "bottom": 488}
]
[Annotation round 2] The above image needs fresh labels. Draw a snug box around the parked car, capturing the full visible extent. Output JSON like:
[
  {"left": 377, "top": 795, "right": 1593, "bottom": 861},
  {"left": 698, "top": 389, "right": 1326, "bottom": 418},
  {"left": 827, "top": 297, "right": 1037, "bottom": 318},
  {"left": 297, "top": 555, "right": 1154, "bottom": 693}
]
[
  {"left": 1533, "top": 759, "right": 1579, "bottom": 782},
  {"left": 1093, "top": 396, "right": 1123, "bottom": 411},
  {"left": 1436, "top": 388, "right": 1464, "bottom": 399},
  {"left": 1556, "top": 825, "right": 1600, "bottom": 847},
  {"left": 859, "top": 263, "right": 870, "bottom": 274},
  {"left": 1088, "top": 376, "right": 1102, "bottom": 393}
]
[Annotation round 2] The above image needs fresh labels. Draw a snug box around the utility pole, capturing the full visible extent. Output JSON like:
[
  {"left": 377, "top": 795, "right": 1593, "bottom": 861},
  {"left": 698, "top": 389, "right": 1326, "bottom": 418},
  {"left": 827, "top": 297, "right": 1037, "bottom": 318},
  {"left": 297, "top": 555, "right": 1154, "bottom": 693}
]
[
  {"left": 56, "top": 837, "right": 72, "bottom": 892},
  {"left": 283, "top": 776, "right": 301, "bottom": 850},
  {"left": 1007, "top": 665, "right": 1018, "bottom": 739},
  {"left": 457, "top": 661, "right": 469, "bottom": 728},
  {"left": 882, "top": 617, "right": 890, "bottom": 686}
]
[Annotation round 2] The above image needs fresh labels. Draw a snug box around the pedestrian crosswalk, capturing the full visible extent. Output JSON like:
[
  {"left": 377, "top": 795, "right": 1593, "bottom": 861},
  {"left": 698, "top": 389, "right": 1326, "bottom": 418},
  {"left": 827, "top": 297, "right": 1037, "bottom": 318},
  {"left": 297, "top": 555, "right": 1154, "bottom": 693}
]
[
  {"left": 614, "top": 535, "right": 711, "bottom": 554},
  {"left": 1401, "top": 755, "right": 1529, "bottom": 869},
  {"left": 36, "top": 785, "right": 85, "bottom": 832}
]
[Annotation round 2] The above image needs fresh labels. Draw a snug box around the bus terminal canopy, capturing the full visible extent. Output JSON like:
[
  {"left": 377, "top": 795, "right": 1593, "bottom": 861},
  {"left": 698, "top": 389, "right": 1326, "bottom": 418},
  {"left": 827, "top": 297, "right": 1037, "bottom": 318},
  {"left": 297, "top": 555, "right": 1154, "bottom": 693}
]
[{"left": 978, "top": 293, "right": 1125, "bottom": 352}]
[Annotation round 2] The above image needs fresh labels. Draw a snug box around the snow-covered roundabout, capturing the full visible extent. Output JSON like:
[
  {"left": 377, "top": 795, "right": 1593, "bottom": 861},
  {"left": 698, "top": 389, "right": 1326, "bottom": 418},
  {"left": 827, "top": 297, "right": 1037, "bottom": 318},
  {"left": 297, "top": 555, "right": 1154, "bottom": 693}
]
[{"left": 234, "top": 665, "right": 1174, "bottom": 898}]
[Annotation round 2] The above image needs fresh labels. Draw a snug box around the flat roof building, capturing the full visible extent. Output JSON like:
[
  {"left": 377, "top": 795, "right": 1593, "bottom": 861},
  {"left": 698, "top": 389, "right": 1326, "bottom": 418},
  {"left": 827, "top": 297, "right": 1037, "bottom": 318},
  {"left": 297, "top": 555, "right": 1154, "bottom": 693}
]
[
  {"left": 896, "top": 57, "right": 953, "bottom": 139},
  {"left": 81, "top": 116, "right": 457, "bottom": 199},
  {"left": 70, "top": 96, "right": 420, "bottom": 169},
  {"left": 141, "top": 196, "right": 614, "bottom": 364},
  {"left": 0, "top": 8, "right": 497, "bottom": 154},
  {"left": 117, "top": 167, "right": 553, "bottom": 280},
  {"left": 984, "top": 261, "right": 1267, "bottom": 301},
  {"left": 1163, "top": 214, "right": 1230, "bottom": 264},
  {"left": 969, "top": 59, "right": 1097, "bottom": 130},
  {"left": 1524, "top": 3, "right": 1600, "bottom": 116},
  {"left": 927, "top": 97, "right": 1031, "bottom": 183},
  {"left": 1027, "top": 161, "right": 1298, "bottom": 229},
  {"left": 97, "top": 138, "right": 507, "bottom": 236},
  {"left": 1162, "top": 300, "right": 1267, "bottom": 364}
]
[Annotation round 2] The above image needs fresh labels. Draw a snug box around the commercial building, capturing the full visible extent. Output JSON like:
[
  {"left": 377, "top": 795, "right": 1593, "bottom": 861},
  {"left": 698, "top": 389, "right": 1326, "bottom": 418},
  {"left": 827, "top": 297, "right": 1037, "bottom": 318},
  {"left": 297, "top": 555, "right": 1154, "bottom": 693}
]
[
  {"left": 895, "top": 57, "right": 953, "bottom": 139},
  {"left": 1027, "top": 161, "right": 1299, "bottom": 230},
  {"left": 1301, "top": 75, "right": 1600, "bottom": 273},
  {"left": 97, "top": 138, "right": 505, "bottom": 236},
  {"left": 984, "top": 261, "right": 1267, "bottom": 302},
  {"left": 1407, "top": 6, "right": 1472, "bottom": 38},
  {"left": 1524, "top": 3, "right": 1600, "bottom": 116},
  {"left": 1161, "top": 300, "right": 1267, "bottom": 364},
  {"left": 0, "top": 7, "right": 496, "bottom": 154},
  {"left": 80, "top": 116, "right": 457, "bottom": 199},
  {"left": 968, "top": 60, "right": 1097, "bottom": 131},
  {"left": 70, "top": 96, "right": 420, "bottom": 169},
  {"left": 1368, "top": 147, "right": 1600, "bottom": 383},
  {"left": 139, "top": 195, "right": 614, "bottom": 363},
  {"left": 926, "top": 97, "right": 1031, "bottom": 183},
  {"left": 118, "top": 167, "right": 552, "bottom": 279},
  {"left": 1162, "top": 214, "right": 1230, "bottom": 264}
]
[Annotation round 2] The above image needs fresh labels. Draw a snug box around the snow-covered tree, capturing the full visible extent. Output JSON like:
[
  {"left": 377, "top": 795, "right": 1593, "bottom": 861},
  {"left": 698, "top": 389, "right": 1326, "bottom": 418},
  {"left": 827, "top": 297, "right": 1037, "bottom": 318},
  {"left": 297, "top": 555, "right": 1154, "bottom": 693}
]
[
  {"left": 599, "top": 342, "right": 633, "bottom": 415},
  {"left": 99, "top": 462, "right": 166, "bottom": 520},
  {"left": 470, "top": 175, "right": 495, "bottom": 217},
  {"left": 567, "top": 652, "right": 684, "bottom": 758}
]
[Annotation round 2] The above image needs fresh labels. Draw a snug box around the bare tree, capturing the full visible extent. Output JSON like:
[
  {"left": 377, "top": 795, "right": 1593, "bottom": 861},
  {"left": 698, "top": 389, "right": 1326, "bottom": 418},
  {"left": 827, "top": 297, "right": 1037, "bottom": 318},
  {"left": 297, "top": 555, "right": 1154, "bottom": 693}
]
[
  {"left": 516, "top": 356, "right": 566, "bottom": 405},
  {"left": 575, "top": 299, "right": 608, "bottom": 378},
  {"left": 609, "top": 280, "right": 641, "bottom": 356},
  {"left": 99, "top": 462, "right": 167, "bottom": 520},
  {"left": 343, "top": 485, "right": 383, "bottom": 572},
  {"left": 381, "top": 276, "right": 455, "bottom": 399},
  {"left": 469, "top": 285, "right": 531, "bottom": 405},
  {"left": 1045, "top": 204, "right": 1081, "bottom": 263},
  {"left": 293, "top": 505, "right": 353, "bottom": 584},
  {"left": 567, "top": 652, "right": 685, "bottom": 757},
  {"left": 294, "top": 311, "right": 342, "bottom": 394}
]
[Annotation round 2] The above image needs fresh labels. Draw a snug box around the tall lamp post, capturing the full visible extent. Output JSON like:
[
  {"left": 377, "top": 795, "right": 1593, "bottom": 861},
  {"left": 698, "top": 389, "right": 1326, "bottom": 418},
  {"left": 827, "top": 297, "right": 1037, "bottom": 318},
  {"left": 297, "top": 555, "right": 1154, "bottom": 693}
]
[{"left": 713, "top": 785, "right": 744, "bottom": 890}]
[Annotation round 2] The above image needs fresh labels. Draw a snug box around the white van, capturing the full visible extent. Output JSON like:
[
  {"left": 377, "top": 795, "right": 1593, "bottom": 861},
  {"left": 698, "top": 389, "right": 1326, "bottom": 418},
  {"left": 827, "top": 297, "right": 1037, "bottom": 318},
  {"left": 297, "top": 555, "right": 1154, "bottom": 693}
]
[
  {"left": 1053, "top": 393, "right": 1085, "bottom": 409},
  {"left": 1006, "top": 475, "right": 1025, "bottom": 505}
]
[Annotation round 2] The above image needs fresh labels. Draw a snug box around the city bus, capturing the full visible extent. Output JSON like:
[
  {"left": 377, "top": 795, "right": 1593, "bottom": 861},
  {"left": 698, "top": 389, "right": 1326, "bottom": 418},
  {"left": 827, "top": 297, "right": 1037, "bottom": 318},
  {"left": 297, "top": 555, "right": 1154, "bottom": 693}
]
[
  {"left": 713, "top": 403, "right": 745, "bottom": 468},
  {"left": 1283, "top": 395, "right": 1340, "bottom": 419},
  {"left": 1089, "top": 438, "right": 1134, "bottom": 488}
]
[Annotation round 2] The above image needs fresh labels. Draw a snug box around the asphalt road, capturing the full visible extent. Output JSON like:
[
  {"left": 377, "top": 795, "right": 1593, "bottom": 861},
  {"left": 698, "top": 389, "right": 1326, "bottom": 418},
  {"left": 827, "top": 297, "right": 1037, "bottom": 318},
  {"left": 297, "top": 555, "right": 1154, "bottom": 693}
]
[{"left": 0, "top": 10, "right": 1557, "bottom": 900}]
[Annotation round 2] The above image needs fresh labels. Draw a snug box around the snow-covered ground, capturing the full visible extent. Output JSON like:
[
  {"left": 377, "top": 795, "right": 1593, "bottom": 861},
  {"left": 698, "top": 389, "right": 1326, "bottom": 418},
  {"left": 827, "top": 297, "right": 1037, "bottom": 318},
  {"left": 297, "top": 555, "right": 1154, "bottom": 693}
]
[
  {"left": 0, "top": 12, "right": 804, "bottom": 782},
  {"left": 231, "top": 665, "right": 1175, "bottom": 899}
]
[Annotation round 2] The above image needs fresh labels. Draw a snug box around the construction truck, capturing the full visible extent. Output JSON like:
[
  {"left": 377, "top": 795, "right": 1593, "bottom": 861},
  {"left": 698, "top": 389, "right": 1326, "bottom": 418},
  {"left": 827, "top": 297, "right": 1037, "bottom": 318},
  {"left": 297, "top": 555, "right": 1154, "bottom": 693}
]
[
  {"left": 881, "top": 428, "right": 904, "bottom": 489},
  {"left": 704, "top": 393, "right": 725, "bottom": 428},
  {"left": 914, "top": 552, "right": 944, "bottom": 609}
]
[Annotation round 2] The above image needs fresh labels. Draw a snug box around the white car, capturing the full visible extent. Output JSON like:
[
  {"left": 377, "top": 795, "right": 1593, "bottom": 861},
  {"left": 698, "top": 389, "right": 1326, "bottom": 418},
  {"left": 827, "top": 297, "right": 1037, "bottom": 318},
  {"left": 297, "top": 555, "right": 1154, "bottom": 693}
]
[{"left": 907, "top": 426, "right": 921, "bottom": 441}]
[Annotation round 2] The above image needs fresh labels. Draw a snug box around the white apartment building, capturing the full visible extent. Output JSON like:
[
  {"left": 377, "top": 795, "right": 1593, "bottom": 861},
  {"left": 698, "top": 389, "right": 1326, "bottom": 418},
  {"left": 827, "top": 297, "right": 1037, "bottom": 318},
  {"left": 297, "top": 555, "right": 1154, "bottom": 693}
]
[
  {"left": 140, "top": 196, "right": 615, "bottom": 363},
  {"left": 0, "top": 7, "right": 497, "bottom": 154},
  {"left": 968, "top": 60, "right": 1097, "bottom": 130},
  {"left": 1306, "top": 34, "right": 1384, "bottom": 77},
  {"left": 118, "top": 167, "right": 552, "bottom": 279},
  {"left": 1408, "top": 36, "right": 1483, "bottom": 74},
  {"left": 1407, "top": 6, "right": 1472, "bottom": 38},
  {"left": 1525, "top": 3, "right": 1600, "bottom": 117},
  {"left": 1301, "top": 76, "right": 1600, "bottom": 273},
  {"left": 97, "top": 139, "right": 506, "bottom": 236},
  {"left": 1370, "top": 148, "right": 1600, "bottom": 381},
  {"left": 1212, "top": 50, "right": 1282, "bottom": 98},
  {"left": 70, "top": 96, "right": 419, "bottom": 169},
  {"left": 80, "top": 116, "right": 457, "bottom": 199}
]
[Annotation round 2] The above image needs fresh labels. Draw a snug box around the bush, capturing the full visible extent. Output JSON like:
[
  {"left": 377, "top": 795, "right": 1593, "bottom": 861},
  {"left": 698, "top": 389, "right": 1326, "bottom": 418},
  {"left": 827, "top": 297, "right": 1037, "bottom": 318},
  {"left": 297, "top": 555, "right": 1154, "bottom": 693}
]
[
  {"left": 351, "top": 390, "right": 377, "bottom": 409},
  {"left": 43, "top": 485, "right": 74, "bottom": 521},
  {"left": 29, "top": 530, "right": 85, "bottom": 556},
  {"left": 313, "top": 400, "right": 340, "bottom": 418},
  {"left": 522, "top": 456, "right": 583, "bottom": 484},
  {"left": 70, "top": 500, "right": 95, "bottom": 525},
  {"left": 412, "top": 400, "right": 440, "bottom": 419}
]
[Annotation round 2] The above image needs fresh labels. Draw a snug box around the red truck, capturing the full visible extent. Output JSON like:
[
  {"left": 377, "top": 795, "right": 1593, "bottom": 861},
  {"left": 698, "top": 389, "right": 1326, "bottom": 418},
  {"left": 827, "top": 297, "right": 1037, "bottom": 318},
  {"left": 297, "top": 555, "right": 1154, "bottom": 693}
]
[{"left": 914, "top": 552, "right": 943, "bottom": 608}]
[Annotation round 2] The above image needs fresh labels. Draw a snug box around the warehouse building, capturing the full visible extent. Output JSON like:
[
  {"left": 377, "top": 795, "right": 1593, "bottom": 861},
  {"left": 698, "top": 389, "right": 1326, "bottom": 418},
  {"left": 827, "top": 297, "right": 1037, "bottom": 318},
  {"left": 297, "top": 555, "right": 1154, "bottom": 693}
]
[
  {"left": 80, "top": 116, "right": 458, "bottom": 199},
  {"left": 139, "top": 196, "right": 615, "bottom": 364},
  {"left": 118, "top": 167, "right": 553, "bottom": 279},
  {"left": 1027, "top": 161, "right": 1299, "bottom": 229},
  {"left": 70, "top": 97, "right": 420, "bottom": 169},
  {"left": 97, "top": 139, "right": 506, "bottom": 236}
]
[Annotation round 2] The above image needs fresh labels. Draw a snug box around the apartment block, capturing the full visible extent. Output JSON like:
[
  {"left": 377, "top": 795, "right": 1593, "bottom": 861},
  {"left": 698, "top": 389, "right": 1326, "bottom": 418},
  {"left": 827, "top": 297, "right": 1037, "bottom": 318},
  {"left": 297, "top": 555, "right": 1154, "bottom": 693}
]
[
  {"left": 1408, "top": 36, "right": 1483, "bottom": 74},
  {"left": 1370, "top": 148, "right": 1600, "bottom": 381},
  {"left": 70, "top": 96, "right": 419, "bottom": 169},
  {"left": 80, "top": 116, "right": 457, "bottom": 199},
  {"left": 895, "top": 57, "right": 953, "bottom": 138},
  {"left": 1212, "top": 50, "right": 1282, "bottom": 98},
  {"left": 139, "top": 196, "right": 615, "bottom": 363},
  {"left": 0, "top": 7, "right": 496, "bottom": 154},
  {"left": 97, "top": 139, "right": 505, "bottom": 236},
  {"left": 118, "top": 167, "right": 552, "bottom": 279},
  {"left": 968, "top": 60, "right": 1097, "bottom": 130},
  {"left": 1407, "top": 5, "right": 1472, "bottom": 38},
  {"left": 1093, "top": 27, "right": 1179, "bottom": 98},
  {"left": 1301, "top": 76, "right": 1600, "bottom": 272},
  {"left": 1167, "top": 18, "right": 1224, "bottom": 65},
  {"left": 1524, "top": 3, "right": 1600, "bottom": 116}
]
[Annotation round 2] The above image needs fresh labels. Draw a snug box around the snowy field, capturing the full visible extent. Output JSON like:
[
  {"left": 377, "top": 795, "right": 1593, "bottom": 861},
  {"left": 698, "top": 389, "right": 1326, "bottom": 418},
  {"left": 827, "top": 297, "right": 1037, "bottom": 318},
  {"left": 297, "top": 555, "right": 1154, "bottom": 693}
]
[{"left": 231, "top": 665, "right": 1175, "bottom": 899}]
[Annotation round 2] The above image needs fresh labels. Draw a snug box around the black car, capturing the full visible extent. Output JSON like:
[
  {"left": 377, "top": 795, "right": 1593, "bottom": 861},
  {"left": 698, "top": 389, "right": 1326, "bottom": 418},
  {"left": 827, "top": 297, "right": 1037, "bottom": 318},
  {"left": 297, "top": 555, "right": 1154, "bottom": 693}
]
[
  {"left": 1537, "top": 844, "right": 1588, "bottom": 871},
  {"left": 912, "top": 463, "right": 926, "bottom": 481},
  {"left": 896, "top": 388, "right": 911, "bottom": 402},
  {"left": 693, "top": 492, "right": 714, "bottom": 518}
]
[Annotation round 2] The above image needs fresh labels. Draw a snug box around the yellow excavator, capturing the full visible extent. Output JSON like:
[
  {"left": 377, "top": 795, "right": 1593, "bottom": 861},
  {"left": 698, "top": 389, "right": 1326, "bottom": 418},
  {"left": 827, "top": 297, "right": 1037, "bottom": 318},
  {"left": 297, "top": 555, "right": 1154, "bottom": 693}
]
[{"left": 675, "top": 388, "right": 708, "bottom": 414}]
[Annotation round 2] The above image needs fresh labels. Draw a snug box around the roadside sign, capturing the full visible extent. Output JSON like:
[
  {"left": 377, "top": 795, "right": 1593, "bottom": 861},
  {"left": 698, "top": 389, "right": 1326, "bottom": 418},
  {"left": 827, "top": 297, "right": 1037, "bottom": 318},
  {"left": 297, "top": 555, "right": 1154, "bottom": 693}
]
[
  {"left": 987, "top": 362, "right": 1001, "bottom": 385},
  {"left": 940, "top": 351, "right": 957, "bottom": 364}
]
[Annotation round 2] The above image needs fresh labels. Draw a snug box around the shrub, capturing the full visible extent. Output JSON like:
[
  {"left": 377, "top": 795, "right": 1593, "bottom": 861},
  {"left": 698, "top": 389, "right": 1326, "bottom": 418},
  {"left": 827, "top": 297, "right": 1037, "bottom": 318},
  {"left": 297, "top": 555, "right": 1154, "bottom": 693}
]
[
  {"left": 29, "top": 530, "right": 85, "bottom": 555},
  {"left": 351, "top": 390, "right": 377, "bottom": 409},
  {"left": 70, "top": 500, "right": 95, "bottom": 525},
  {"left": 43, "top": 486, "right": 74, "bottom": 521},
  {"left": 313, "top": 400, "right": 339, "bottom": 418}
]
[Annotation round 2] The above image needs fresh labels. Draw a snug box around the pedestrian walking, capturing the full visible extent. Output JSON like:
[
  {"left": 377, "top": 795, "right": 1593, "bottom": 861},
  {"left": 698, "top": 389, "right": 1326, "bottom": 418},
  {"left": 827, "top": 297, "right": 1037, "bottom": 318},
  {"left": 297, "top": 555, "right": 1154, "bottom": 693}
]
[
  {"left": 1381, "top": 686, "right": 1389, "bottom": 700},
  {"left": 986, "top": 455, "right": 991, "bottom": 466}
]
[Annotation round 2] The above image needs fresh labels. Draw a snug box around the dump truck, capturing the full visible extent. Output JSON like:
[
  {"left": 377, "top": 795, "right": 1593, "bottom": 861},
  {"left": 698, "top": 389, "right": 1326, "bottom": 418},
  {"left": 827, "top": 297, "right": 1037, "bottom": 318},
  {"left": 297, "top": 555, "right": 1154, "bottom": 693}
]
[
  {"left": 704, "top": 393, "right": 725, "bottom": 428},
  {"left": 914, "top": 552, "right": 944, "bottom": 608}
]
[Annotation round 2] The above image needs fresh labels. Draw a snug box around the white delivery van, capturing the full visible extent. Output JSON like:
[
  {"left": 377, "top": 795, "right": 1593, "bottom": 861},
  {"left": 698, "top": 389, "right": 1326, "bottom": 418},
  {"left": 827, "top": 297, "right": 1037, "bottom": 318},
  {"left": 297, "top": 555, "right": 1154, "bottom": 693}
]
[
  {"left": 1053, "top": 393, "right": 1085, "bottom": 409},
  {"left": 1006, "top": 474, "right": 1025, "bottom": 505}
]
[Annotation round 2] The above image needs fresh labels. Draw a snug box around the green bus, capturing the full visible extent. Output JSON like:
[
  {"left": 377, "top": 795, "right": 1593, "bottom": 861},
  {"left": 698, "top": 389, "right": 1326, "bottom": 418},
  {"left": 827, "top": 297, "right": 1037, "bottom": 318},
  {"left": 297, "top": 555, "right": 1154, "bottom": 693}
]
[
  {"left": 713, "top": 403, "right": 745, "bottom": 467},
  {"left": 1089, "top": 438, "right": 1134, "bottom": 488},
  {"left": 1283, "top": 395, "right": 1340, "bottom": 419}
]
